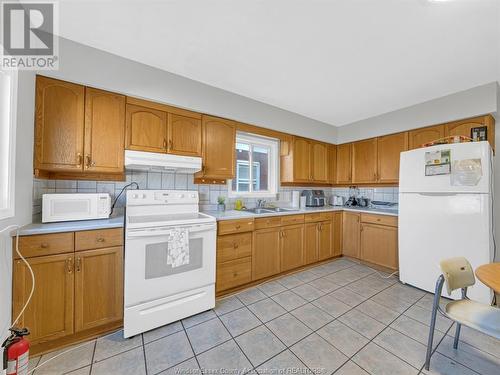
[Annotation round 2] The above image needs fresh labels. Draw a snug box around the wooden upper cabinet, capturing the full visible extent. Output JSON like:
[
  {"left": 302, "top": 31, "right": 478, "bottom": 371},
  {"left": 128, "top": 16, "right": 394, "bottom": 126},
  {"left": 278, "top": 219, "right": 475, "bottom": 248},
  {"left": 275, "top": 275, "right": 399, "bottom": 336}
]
[
  {"left": 352, "top": 138, "right": 378, "bottom": 184},
  {"left": 293, "top": 138, "right": 312, "bottom": 182},
  {"left": 75, "top": 247, "right": 123, "bottom": 332},
  {"left": 408, "top": 125, "right": 445, "bottom": 150},
  {"left": 377, "top": 132, "right": 408, "bottom": 183},
  {"left": 445, "top": 115, "right": 495, "bottom": 150},
  {"left": 198, "top": 115, "right": 236, "bottom": 179},
  {"left": 13, "top": 254, "right": 74, "bottom": 344},
  {"left": 168, "top": 114, "right": 202, "bottom": 157},
  {"left": 328, "top": 145, "right": 337, "bottom": 184},
  {"left": 125, "top": 104, "right": 167, "bottom": 153},
  {"left": 84, "top": 88, "right": 125, "bottom": 173},
  {"left": 311, "top": 142, "right": 329, "bottom": 183},
  {"left": 336, "top": 143, "right": 352, "bottom": 184},
  {"left": 34, "top": 76, "right": 85, "bottom": 172},
  {"left": 342, "top": 212, "right": 360, "bottom": 259}
]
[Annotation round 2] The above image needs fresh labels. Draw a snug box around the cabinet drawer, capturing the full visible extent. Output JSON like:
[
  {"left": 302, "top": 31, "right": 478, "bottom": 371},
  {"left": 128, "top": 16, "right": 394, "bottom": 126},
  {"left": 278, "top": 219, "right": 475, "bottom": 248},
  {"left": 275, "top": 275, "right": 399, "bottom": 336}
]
[
  {"left": 216, "top": 257, "right": 252, "bottom": 292},
  {"left": 75, "top": 228, "right": 123, "bottom": 251},
  {"left": 360, "top": 214, "right": 398, "bottom": 227},
  {"left": 280, "top": 214, "right": 305, "bottom": 226},
  {"left": 255, "top": 216, "right": 282, "bottom": 229},
  {"left": 16, "top": 233, "right": 74, "bottom": 258},
  {"left": 217, "top": 233, "right": 252, "bottom": 263},
  {"left": 218, "top": 219, "right": 254, "bottom": 235},
  {"left": 320, "top": 212, "right": 333, "bottom": 221},
  {"left": 305, "top": 212, "right": 334, "bottom": 223}
]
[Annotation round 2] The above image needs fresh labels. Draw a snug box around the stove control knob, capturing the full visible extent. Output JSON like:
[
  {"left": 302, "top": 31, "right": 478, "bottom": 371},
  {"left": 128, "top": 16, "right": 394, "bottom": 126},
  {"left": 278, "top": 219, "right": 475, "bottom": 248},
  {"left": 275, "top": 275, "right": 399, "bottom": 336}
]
[
  {"left": 142, "top": 194, "right": 147, "bottom": 199},
  {"left": 191, "top": 194, "right": 196, "bottom": 198},
  {"left": 132, "top": 194, "right": 138, "bottom": 199}
]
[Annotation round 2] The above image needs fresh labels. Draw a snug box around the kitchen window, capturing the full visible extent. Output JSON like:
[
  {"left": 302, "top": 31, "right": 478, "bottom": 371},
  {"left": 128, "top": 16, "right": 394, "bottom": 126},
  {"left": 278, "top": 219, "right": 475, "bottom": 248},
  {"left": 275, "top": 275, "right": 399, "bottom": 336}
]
[
  {"left": 228, "top": 133, "right": 279, "bottom": 198},
  {"left": 0, "top": 70, "right": 17, "bottom": 220}
]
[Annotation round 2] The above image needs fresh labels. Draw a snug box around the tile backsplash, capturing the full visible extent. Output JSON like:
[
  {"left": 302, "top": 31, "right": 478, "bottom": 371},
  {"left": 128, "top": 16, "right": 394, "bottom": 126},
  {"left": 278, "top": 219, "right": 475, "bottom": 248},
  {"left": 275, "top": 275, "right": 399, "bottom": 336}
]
[{"left": 32, "top": 170, "right": 398, "bottom": 220}]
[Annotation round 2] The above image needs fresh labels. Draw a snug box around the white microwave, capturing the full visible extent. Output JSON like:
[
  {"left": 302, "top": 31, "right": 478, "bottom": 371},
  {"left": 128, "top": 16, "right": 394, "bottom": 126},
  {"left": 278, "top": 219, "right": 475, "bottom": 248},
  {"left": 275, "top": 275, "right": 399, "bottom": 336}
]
[{"left": 42, "top": 193, "right": 111, "bottom": 223}]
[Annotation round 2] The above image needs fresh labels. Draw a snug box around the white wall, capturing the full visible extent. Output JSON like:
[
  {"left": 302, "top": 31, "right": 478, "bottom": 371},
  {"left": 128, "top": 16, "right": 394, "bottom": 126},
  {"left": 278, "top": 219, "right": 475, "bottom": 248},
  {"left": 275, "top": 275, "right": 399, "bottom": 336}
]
[
  {"left": 44, "top": 37, "right": 337, "bottom": 143},
  {"left": 0, "top": 71, "right": 36, "bottom": 342},
  {"left": 337, "top": 83, "right": 498, "bottom": 144}
]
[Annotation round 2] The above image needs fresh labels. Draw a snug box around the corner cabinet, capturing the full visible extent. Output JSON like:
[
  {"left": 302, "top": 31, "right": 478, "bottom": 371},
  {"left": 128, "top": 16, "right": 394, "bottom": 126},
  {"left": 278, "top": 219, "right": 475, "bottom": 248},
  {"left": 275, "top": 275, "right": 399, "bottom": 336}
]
[
  {"left": 195, "top": 115, "right": 236, "bottom": 181},
  {"left": 335, "top": 143, "right": 352, "bottom": 184},
  {"left": 352, "top": 138, "right": 378, "bottom": 184},
  {"left": 34, "top": 76, "right": 126, "bottom": 180},
  {"left": 342, "top": 212, "right": 360, "bottom": 258},
  {"left": 12, "top": 228, "right": 124, "bottom": 355}
]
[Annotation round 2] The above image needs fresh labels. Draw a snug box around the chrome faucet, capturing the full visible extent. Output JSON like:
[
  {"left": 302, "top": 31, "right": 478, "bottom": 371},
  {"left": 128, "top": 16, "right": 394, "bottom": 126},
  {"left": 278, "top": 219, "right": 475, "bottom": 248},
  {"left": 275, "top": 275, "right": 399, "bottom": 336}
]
[{"left": 256, "top": 199, "right": 267, "bottom": 208}]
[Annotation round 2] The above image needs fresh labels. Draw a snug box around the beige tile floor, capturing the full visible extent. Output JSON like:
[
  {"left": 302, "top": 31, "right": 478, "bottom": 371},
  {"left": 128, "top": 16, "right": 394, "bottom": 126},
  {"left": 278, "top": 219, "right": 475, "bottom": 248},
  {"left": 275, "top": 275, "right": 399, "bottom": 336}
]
[{"left": 29, "top": 258, "right": 500, "bottom": 375}]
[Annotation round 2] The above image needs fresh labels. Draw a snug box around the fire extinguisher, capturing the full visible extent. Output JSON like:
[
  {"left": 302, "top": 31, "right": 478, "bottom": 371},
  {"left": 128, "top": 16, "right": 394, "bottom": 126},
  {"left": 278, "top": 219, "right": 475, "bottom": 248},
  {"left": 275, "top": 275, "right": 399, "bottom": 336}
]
[{"left": 2, "top": 328, "right": 30, "bottom": 375}]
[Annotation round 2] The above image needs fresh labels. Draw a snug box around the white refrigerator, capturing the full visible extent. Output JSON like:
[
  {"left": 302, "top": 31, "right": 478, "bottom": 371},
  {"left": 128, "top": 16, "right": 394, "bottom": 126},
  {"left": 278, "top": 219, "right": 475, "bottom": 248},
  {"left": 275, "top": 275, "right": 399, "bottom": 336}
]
[{"left": 399, "top": 141, "right": 494, "bottom": 304}]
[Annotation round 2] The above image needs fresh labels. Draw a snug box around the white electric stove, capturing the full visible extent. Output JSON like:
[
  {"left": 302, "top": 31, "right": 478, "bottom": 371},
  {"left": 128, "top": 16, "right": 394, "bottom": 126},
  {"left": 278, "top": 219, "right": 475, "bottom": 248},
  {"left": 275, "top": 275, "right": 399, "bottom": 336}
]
[{"left": 123, "top": 190, "right": 216, "bottom": 338}]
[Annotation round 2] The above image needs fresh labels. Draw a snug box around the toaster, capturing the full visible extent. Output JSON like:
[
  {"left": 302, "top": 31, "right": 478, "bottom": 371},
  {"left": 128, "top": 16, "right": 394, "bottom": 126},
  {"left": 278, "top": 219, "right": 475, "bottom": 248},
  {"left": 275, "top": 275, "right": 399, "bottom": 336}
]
[
  {"left": 301, "top": 190, "right": 326, "bottom": 207},
  {"left": 329, "top": 195, "right": 344, "bottom": 206}
]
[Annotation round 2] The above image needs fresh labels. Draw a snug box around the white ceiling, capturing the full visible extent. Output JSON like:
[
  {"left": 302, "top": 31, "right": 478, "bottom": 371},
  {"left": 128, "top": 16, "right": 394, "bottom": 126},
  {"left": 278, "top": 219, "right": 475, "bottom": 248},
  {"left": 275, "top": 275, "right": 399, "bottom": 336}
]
[{"left": 57, "top": 0, "right": 499, "bottom": 127}]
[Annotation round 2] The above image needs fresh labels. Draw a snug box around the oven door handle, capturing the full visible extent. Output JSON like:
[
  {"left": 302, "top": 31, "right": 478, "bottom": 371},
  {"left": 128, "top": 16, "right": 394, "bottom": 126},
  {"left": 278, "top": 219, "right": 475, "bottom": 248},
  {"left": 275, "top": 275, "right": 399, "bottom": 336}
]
[{"left": 126, "top": 224, "right": 216, "bottom": 238}]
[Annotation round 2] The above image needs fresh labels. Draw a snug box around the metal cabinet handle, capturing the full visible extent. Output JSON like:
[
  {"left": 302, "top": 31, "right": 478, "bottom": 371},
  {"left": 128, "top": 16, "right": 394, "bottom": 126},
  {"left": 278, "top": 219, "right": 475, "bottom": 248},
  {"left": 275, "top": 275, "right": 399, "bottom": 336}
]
[
  {"left": 163, "top": 138, "right": 167, "bottom": 149},
  {"left": 85, "top": 154, "right": 94, "bottom": 169},
  {"left": 168, "top": 139, "right": 173, "bottom": 149},
  {"left": 96, "top": 237, "right": 105, "bottom": 242},
  {"left": 233, "top": 242, "right": 239, "bottom": 249},
  {"left": 235, "top": 225, "right": 241, "bottom": 229},
  {"left": 76, "top": 257, "right": 81, "bottom": 272},
  {"left": 40, "top": 243, "right": 48, "bottom": 249},
  {"left": 76, "top": 153, "right": 83, "bottom": 166},
  {"left": 66, "top": 258, "right": 73, "bottom": 273}
]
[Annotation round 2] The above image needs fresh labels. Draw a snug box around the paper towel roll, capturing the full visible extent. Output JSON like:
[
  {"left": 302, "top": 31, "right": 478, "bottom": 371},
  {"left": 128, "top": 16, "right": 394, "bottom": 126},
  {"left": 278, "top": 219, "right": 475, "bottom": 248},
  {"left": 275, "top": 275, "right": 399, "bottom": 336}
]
[{"left": 291, "top": 191, "right": 300, "bottom": 208}]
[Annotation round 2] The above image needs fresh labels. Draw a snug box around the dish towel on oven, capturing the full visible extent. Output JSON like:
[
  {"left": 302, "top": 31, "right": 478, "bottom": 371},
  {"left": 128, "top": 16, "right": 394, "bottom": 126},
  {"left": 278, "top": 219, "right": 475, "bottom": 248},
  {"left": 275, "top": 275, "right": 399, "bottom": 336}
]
[{"left": 166, "top": 227, "right": 189, "bottom": 268}]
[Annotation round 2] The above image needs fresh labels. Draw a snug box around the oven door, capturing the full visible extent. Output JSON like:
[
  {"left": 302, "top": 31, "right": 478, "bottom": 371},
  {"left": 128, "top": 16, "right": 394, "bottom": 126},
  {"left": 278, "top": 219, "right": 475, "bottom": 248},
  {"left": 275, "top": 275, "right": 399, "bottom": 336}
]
[{"left": 124, "top": 222, "right": 216, "bottom": 307}]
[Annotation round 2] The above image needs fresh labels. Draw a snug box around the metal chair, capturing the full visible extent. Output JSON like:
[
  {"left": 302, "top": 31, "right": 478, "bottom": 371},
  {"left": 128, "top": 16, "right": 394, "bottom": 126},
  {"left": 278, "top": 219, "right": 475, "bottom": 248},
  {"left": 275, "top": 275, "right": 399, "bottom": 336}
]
[{"left": 425, "top": 257, "right": 500, "bottom": 370}]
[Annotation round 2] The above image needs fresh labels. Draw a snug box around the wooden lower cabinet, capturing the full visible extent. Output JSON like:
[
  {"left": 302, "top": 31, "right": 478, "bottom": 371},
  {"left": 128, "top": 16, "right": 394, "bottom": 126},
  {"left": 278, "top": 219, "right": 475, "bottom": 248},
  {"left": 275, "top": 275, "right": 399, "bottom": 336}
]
[
  {"left": 360, "top": 223, "right": 398, "bottom": 270},
  {"left": 216, "top": 257, "right": 252, "bottom": 292},
  {"left": 304, "top": 223, "right": 319, "bottom": 265},
  {"left": 280, "top": 224, "right": 304, "bottom": 271},
  {"left": 342, "top": 212, "right": 360, "bottom": 258},
  {"left": 332, "top": 212, "right": 343, "bottom": 256},
  {"left": 12, "top": 229, "right": 123, "bottom": 354},
  {"left": 13, "top": 254, "right": 74, "bottom": 345},
  {"left": 252, "top": 227, "right": 281, "bottom": 280},
  {"left": 318, "top": 221, "right": 333, "bottom": 260},
  {"left": 74, "top": 247, "right": 123, "bottom": 332}
]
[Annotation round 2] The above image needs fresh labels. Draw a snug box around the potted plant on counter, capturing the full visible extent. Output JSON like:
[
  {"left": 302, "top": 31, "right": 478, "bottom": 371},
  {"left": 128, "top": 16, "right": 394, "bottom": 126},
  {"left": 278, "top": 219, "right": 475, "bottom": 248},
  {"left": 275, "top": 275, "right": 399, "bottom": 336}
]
[{"left": 217, "top": 196, "right": 226, "bottom": 212}]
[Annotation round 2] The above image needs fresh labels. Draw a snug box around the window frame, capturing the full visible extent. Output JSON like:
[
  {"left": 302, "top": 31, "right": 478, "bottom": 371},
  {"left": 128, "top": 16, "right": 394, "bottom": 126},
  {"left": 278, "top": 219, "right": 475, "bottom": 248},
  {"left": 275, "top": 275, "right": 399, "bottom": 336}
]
[
  {"left": 0, "top": 70, "right": 17, "bottom": 220},
  {"left": 228, "top": 132, "right": 279, "bottom": 199}
]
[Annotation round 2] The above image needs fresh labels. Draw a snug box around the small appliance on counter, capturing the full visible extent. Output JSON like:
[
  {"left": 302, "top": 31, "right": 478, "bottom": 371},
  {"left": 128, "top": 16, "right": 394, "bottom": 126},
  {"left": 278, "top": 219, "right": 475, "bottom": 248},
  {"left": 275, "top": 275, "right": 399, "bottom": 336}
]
[
  {"left": 357, "top": 197, "right": 370, "bottom": 207},
  {"left": 345, "top": 195, "right": 357, "bottom": 206},
  {"left": 42, "top": 193, "right": 111, "bottom": 223},
  {"left": 301, "top": 190, "right": 325, "bottom": 207},
  {"left": 329, "top": 195, "right": 344, "bottom": 206}
]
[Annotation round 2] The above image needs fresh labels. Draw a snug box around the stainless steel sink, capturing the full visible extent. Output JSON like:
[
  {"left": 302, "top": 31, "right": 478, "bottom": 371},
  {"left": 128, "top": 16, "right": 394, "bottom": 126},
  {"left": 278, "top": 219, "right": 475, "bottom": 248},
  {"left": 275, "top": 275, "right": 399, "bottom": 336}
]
[
  {"left": 269, "top": 207, "right": 299, "bottom": 212},
  {"left": 245, "top": 208, "right": 274, "bottom": 214}
]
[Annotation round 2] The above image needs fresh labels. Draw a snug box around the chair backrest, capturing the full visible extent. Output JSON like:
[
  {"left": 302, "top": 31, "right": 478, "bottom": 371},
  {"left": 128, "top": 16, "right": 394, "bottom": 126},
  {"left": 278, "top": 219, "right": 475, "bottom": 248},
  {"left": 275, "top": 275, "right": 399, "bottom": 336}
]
[{"left": 439, "top": 257, "right": 475, "bottom": 295}]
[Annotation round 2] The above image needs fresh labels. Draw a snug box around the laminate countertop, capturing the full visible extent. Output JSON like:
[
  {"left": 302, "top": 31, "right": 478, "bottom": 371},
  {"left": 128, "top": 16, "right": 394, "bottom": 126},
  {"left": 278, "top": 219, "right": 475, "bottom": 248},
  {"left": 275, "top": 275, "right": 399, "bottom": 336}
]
[
  {"left": 204, "top": 205, "right": 398, "bottom": 221},
  {"left": 14, "top": 205, "right": 397, "bottom": 236},
  {"left": 13, "top": 215, "right": 125, "bottom": 236}
]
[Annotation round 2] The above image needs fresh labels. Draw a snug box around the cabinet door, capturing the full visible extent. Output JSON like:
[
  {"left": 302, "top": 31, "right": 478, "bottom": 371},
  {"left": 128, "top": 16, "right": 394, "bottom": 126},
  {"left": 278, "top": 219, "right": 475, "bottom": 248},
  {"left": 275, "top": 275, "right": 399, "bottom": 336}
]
[
  {"left": 293, "top": 138, "right": 312, "bottom": 182},
  {"left": 335, "top": 143, "right": 352, "bottom": 184},
  {"left": 377, "top": 132, "right": 408, "bottom": 183},
  {"left": 318, "top": 221, "right": 333, "bottom": 260},
  {"left": 352, "top": 138, "right": 378, "bottom": 184},
  {"left": 168, "top": 114, "right": 202, "bottom": 157},
  {"left": 75, "top": 247, "right": 123, "bottom": 332},
  {"left": 280, "top": 224, "right": 304, "bottom": 272},
  {"left": 408, "top": 125, "right": 445, "bottom": 150},
  {"left": 34, "top": 76, "right": 85, "bottom": 172},
  {"left": 342, "top": 212, "right": 360, "bottom": 258},
  {"left": 252, "top": 228, "right": 281, "bottom": 280},
  {"left": 311, "top": 142, "right": 329, "bottom": 183},
  {"left": 125, "top": 104, "right": 167, "bottom": 153},
  {"left": 332, "top": 212, "right": 343, "bottom": 256},
  {"left": 200, "top": 115, "right": 236, "bottom": 179},
  {"left": 445, "top": 115, "right": 495, "bottom": 150},
  {"left": 84, "top": 88, "right": 126, "bottom": 173},
  {"left": 304, "top": 223, "right": 318, "bottom": 265},
  {"left": 328, "top": 145, "right": 337, "bottom": 184},
  {"left": 13, "top": 254, "right": 74, "bottom": 344},
  {"left": 360, "top": 224, "right": 398, "bottom": 270}
]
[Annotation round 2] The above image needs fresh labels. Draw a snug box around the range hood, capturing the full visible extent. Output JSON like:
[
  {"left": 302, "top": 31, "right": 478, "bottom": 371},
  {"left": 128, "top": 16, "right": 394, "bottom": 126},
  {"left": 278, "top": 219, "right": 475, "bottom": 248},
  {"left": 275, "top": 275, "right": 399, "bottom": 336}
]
[{"left": 124, "top": 150, "right": 202, "bottom": 173}]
